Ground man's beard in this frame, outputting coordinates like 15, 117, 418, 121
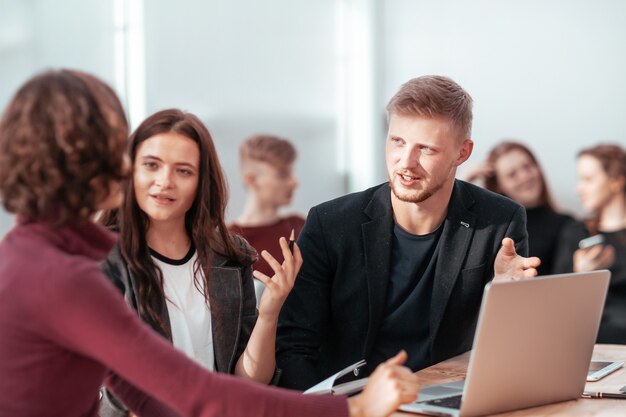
389, 172, 448, 204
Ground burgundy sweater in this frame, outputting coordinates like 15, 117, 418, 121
229, 215, 305, 277
0, 220, 347, 417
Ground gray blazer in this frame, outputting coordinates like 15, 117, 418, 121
100, 237, 261, 416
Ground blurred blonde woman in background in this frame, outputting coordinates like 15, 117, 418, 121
465, 141, 574, 275
554, 143, 626, 343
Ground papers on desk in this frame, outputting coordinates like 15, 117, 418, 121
304, 359, 369, 396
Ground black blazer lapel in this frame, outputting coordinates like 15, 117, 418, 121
429, 181, 476, 344
362, 184, 394, 357
208, 256, 243, 373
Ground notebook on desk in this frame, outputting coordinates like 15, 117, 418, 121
401, 270, 610, 417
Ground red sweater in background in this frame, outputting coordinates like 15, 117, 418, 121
0, 220, 346, 417
229, 215, 305, 277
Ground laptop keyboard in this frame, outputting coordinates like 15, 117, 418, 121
423, 394, 463, 409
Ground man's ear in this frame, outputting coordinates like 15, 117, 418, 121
455, 139, 474, 166
243, 170, 257, 189
612, 175, 625, 194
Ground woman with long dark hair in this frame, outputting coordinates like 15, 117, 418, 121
554, 144, 626, 343
465, 141, 574, 275
0, 69, 419, 417
98, 109, 298, 414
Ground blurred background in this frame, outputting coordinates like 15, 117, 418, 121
1, 0, 626, 237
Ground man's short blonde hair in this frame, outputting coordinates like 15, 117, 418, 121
387, 75, 473, 140
239, 134, 297, 171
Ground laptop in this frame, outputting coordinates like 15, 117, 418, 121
400, 270, 610, 417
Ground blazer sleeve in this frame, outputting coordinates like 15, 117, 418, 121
236, 261, 283, 385
276, 206, 333, 390
232, 261, 258, 371
101, 249, 129, 298
104, 372, 180, 417
99, 251, 132, 417
100, 248, 175, 416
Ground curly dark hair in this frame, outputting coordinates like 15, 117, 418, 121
0, 69, 128, 226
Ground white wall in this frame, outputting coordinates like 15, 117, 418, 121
2, 0, 626, 238
380, 0, 626, 216
142, 0, 343, 221
0, 0, 117, 237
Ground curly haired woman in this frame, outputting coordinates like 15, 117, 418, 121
554, 144, 626, 343
0, 69, 419, 417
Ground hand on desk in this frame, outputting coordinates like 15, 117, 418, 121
494, 237, 541, 282
347, 350, 420, 417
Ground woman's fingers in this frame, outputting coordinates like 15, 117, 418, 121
261, 248, 283, 273
255, 234, 303, 317
252, 270, 274, 287
255, 235, 302, 303
385, 350, 407, 366
256, 236, 301, 291
351, 352, 420, 417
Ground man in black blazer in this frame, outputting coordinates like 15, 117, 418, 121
276, 75, 541, 390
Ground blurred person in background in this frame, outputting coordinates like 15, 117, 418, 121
554, 143, 626, 343
0, 69, 420, 417
465, 141, 574, 275
229, 134, 305, 302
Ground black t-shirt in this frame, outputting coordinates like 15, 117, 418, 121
368, 223, 442, 372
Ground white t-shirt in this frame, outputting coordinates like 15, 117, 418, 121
151, 248, 215, 371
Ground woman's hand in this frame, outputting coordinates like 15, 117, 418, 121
235, 235, 301, 383
253, 236, 303, 320
573, 244, 615, 272
347, 351, 420, 417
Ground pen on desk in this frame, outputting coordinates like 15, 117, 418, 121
288, 229, 295, 253
582, 391, 626, 399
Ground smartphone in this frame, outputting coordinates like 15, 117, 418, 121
579, 234, 606, 250
587, 360, 623, 381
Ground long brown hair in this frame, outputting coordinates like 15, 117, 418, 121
483, 141, 556, 210
578, 143, 626, 235
100, 109, 254, 335
0, 69, 128, 226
